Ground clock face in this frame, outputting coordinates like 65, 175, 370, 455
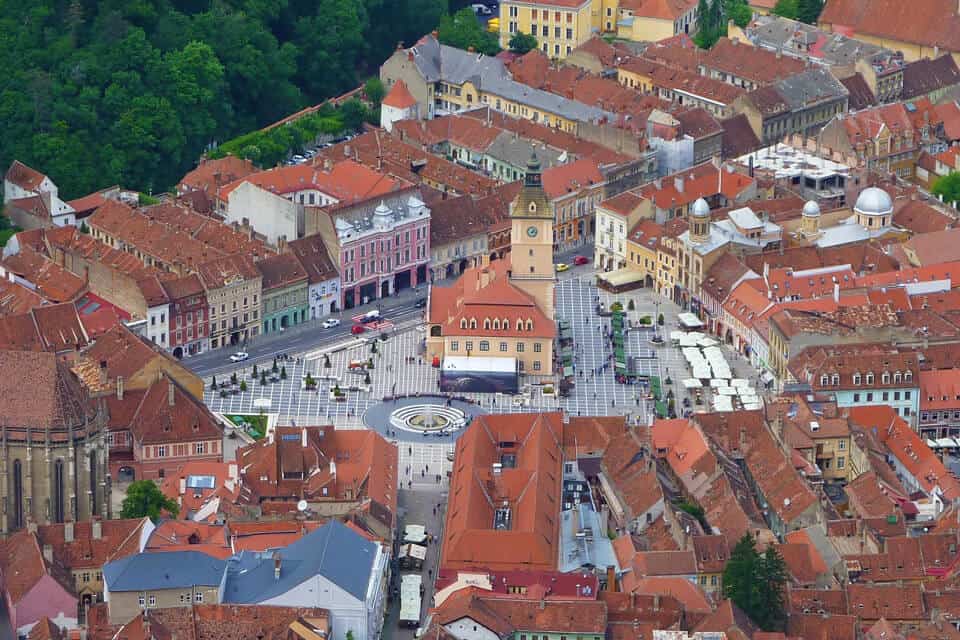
526, 225, 538, 238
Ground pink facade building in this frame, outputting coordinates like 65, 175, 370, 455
319, 188, 431, 308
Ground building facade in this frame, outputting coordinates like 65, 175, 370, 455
256, 253, 310, 335
197, 254, 262, 350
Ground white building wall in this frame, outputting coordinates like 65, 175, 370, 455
308, 277, 341, 319
443, 618, 501, 640
262, 575, 368, 640
226, 182, 301, 245
147, 304, 170, 349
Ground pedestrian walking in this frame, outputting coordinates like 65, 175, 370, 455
408, 446, 412, 455
421, 469, 425, 477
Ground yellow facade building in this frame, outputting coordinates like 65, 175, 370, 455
615, 0, 699, 43
500, 0, 618, 58
426, 154, 557, 376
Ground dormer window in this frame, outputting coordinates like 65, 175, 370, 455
493, 318, 501, 330
820, 375, 829, 386
905, 371, 913, 382
529, 202, 537, 213
517, 319, 524, 331
460, 319, 468, 329
831, 374, 839, 386
882, 372, 890, 384
894, 371, 902, 384
526, 319, 534, 331
853, 373, 861, 385
502, 317, 509, 328
484, 318, 491, 330
865, 372, 874, 385
469, 318, 478, 329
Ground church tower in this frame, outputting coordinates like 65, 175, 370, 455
509, 153, 555, 319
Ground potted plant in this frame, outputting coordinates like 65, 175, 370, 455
628, 299, 635, 311
281, 366, 287, 380
657, 313, 665, 326
272, 358, 279, 374
367, 357, 375, 370
240, 380, 247, 392
260, 371, 267, 386
251, 365, 258, 379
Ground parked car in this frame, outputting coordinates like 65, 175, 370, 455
361, 309, 381, 323
471, 3, 492, 15
229, 352, 249, 362
322, 318, 341, 329
414, 298, 427, 308
555, 263, 569, 272
573, 255, 590, 266
351, 324, 366, 335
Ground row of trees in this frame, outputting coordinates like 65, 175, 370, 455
0, 0, 449, 198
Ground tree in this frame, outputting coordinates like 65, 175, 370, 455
120, 480, 179, 521
509, 32, 538, 54
280, 366, 287, 380
627, 299, 636, 311
933, 172, 960, 206
252, 364, 258, 379
797, 0, 824, 23
239, 380, 247, 392
260, 371, 267, 385
754, 545, 788, 630
729, 2, 753, 27
339, 98, 369, 132
722, 535, 788, 631
364, 77, 385, 106
272, 358, 279, 373
210, 375, 217, 391
658, 313, 665, 326
438, 8, 501, 56
772, 0, 800, 19
723, 534, 760, 618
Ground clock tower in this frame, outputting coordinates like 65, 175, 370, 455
509, 153, 555, 319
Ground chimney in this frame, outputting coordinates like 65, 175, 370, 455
116, 376, 124, 401
168, 380, 175, 407
42, 544, 53, 564
92, 519, 102, 540
273, 552, 282, 580
302, 427, 308, 447
64, 521, 74, 543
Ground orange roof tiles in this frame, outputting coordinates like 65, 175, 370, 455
848, 405, 960, 502
920, 368, 960, 410
600, 427, 663, 519
179, 156, 257, 197
622, 576, 712, 613
382, 79, 418, 109
1, 248, 87, 304
5, 160, 48, 191
787, 613, 857, 640
621, 0, 696, 18
442, 413, 565, 573
846, 583, 924, 621
0, 277, 43, 316
703, 38, 807, 85
36, 518, 150, 571
636, 162, 755, 210
894, 200, 954, 234
141, 201, 272, 258
541, 159, 604, 200
218, 158, 404, 203
428, 258, 556, 339
821, 0, 960, 54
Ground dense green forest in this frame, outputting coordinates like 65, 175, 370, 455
0, 0, 449, 197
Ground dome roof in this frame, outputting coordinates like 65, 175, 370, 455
854, 187, 893, 216
802, 200, 821, 217
374, 201, 392, 218
691, 197, 711, 219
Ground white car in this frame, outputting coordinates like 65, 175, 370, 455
229, 352, 249, 362
472, 3, 492, 14
322, 318, 341, 329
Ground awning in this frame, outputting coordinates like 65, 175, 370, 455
597, 268, 646, 288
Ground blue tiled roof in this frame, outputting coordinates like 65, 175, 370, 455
104, 551, 226, 592
223, 520, 378, 603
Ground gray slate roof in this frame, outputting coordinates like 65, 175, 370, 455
486, 132, 565, 169
223, 520, 378, 604
774, 68, 848, 110
104, 551, 227, 592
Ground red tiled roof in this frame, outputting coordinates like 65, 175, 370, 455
846, 583, 924, 620
637, 162, 754, 210
621, 0, 697, 20
787, 613, 857, 640
28, 618, 64, 640
2, 248, 87, 304
288, 235, 338, 285
36, 518, 150, 571
442, 413, 565, 572
179, 156, 257, 197
382, 79, 418, 109
920, 368, 960, 410
704, 38, 807, 84
428, 258, 556, 339
894, 200, 954, 234
622, 576, 712, 613
0, 277, 44, 316
122, 375, 222, 446
541, 159, 604, 200
255, 252, 308, 292
5, 160, 48, 192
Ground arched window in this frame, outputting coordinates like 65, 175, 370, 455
865, 372, 874, 385
483, 318, 491, 330
905, 370, 913, 382
12, 459, 22, 530
820, 375, 829, 386
526, 319, 534, 331
882, 372, 890, 384
460, 319, 468, 329
529, 202, 537, 213
853, 373, 861, 385
503, 317, 509, 329
831, 374, 839, 386
493, 319, 500, 330
430, 326, 442, 337
517, 319, 524, 331
469, 318, 478, 329
53, 459, 65, 524
894, 371, 902, 384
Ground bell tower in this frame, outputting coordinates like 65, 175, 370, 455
509, 153, 555, 319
